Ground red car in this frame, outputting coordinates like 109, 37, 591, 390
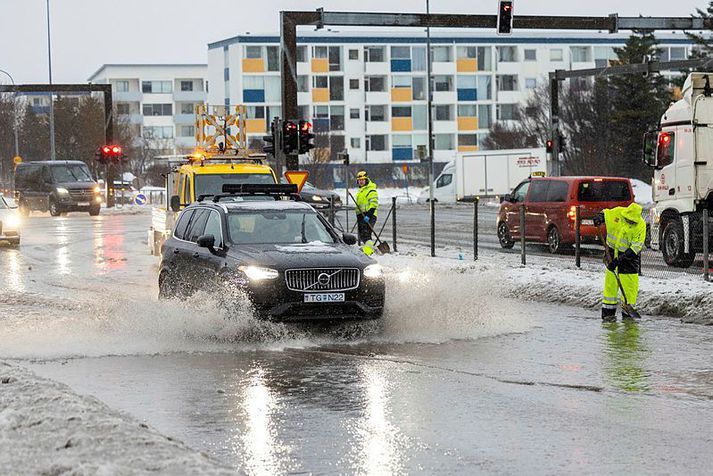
497, 176, 634, 253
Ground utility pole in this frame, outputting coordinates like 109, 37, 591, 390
46, 0, 56, 161
426, 0, 435, 257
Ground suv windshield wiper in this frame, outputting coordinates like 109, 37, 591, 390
301, 213, 307, 243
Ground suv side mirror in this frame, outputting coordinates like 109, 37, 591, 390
342, 233, 357, 245
197, 234, 215, 249
170, 195, 181, 212
501, 194, 511, 203
642, 132, 658, 168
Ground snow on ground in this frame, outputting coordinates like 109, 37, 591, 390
0, 362, 233, 475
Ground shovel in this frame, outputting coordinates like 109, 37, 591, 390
347, 190, 391, 254
599, 228, 642, 320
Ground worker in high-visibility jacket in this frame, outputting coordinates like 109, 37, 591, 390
593, 202, 646, 322
354, 170, 379, 246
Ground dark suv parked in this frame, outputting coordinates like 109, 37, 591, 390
15, 161, 102, 216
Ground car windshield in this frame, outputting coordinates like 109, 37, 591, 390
227, 210, 335, 244
0, 196, 15, 209
195, 173, 275, 198
578, 180, 631, 202
51, 164, 94, 183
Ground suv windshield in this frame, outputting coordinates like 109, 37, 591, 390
51, 164, 94, 183
195, 173, 275, 197
578, 180, 631, 202
228, 211, 335, 244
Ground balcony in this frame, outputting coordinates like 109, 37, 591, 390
115, 91, 142, 102
173, 91, 206, 102
173, 114, 195, 125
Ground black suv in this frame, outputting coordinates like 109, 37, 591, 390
15, 161, 102, 216
158, 185, 385, 320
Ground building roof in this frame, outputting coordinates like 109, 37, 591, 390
87, 64, 208, 82
208, 29, 701, 50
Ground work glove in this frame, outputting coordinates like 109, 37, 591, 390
593, 212, 605, 227
363, 215, 371, 224
606, 257, 619, 272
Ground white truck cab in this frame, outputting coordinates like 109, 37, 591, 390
643, 72, 713, 268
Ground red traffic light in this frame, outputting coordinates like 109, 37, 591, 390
111, 146, 121, 155
284, 121, 298, 132
300, 121, 312, 132
102, 146, 111, 154
546, 140, 553, 153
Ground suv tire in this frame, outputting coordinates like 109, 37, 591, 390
497, 221, 515, 249
48, 199, 61, 217
547, 225, 563, 254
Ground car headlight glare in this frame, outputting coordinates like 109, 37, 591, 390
311, 195, 322, 201
238, 265, 279, 281
94, 186, 101, 194
5, 214, 20, 229
363, 263, 383, 279
56, 187, 69, 195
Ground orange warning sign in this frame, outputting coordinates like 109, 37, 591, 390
284, 170, 310, 193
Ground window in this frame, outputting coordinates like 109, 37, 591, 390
458, 104, 477, 117
366, 105, 387, 122
180, 103, 195, 114
412, 77, 426, 100
550, 48, 563, 62
313, 76, 328, 89
497, 46, 517, 62
497, 75, 518, 92
328, 46, 342, 71
571, 46, 592, 62
349, 78, 360, 90
351, 138, 361, 148
313, 106, 329, 119
296, 46, 307, 63
116, 80, 129, 93
141, 81, 172, 93
245, 46, 262, 59
186, 209, 209, 243
367, 135, 388, 151
670, 47, 687, 60
392, 75, 411, 88
365, 76, 386, 92
477, 47, 492, 71
458, 134, 477, 148
116, 103, 130, 115
657, 131, 675, 168
203, 211, 224, 248
313, 46, 328, 58
512, 181, 530, 202
143, 126, 174, 139
431, 46, 452, 62
247, 106, 265, 119
179, 125, 196, 137
264, 77, 280, 102
329, 76, 344, 101
457, 75, 477, 89
142, 103, 173, 116
391, 46, 410, 59
350, 108, 360, 119
266, 46, 280, 71
297, 75, 309, 93
578, 180, 632, 202
365, 46, 385, 62
173, 210, 194, 240
349, 48, 359, 60
392, 106, 411, 118
434, 134, 454, 150
180, 80, 193, 92
524, 49, 537, 61
525, 78, 537, 89
330, 106, 345, 131
433, 75, 453, 92
456, 46, 477, 59
435, 105, 453, 121
392, 134, 412, 148
595, 46, 616, 68
546, 181, 569, 202
478, 105, 492, 129
436, 173, 453, 188
528, 180, 549, 202
477, 76, 492, 100
412, 46, 426, 71
412, 105, 427, 130
497, 104, 519, 121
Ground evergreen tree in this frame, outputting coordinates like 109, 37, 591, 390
686, 2, 713, 59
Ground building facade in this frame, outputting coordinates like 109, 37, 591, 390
207, 30, 694, 164
88, 64, 207, 152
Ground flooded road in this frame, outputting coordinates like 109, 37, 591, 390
3, 213, 713, 473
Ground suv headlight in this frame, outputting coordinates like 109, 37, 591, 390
311, 195, 323, 202
56, 187, 69, 195
363, 263, 383, 279
93, 186, 101, 194
5, 214, 20, 229
238, 265, 279, 281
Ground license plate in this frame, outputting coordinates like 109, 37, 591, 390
581, 219, 594, 225
77, 202, 90, 207
304, 293, 345, 303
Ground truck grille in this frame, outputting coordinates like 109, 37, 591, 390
285, 268, 360, 292
68, 189, 94, 200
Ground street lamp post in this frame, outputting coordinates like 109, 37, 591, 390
426, 0, 435, 257
46, 0, 56, 161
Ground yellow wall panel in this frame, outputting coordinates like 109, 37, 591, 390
245, 119, 266, 134
311, 58, 329, 73
242, 58, 265, 73
457, 117, 479, 131
391, 117, 413, 131
312, 88, 329, 103
456, 59, 478, 73
391, 87, 412, 102
458, 145, 479, 152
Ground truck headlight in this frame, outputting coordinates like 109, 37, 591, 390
363, 263, 383, 278
93, 186, 101, 194
238, 265, 279, 281
56, 187, 69, 195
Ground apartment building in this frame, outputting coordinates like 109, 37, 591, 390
207, 30, 694, 164
88, 64, 207, 152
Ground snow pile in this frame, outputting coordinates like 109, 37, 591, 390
0, 362, 232, 475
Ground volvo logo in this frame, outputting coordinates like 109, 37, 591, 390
317, 273, 331, 286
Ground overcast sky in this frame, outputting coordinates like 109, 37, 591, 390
0, 0, 707, 84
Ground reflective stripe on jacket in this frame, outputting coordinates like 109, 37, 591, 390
603, 207, 646, 257
355, 181, 379, 217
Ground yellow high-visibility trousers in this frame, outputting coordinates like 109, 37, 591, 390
603, 269, 639, 310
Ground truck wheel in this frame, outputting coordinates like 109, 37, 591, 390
547, 225, 563, 254
662, 220, 695, 268
497, 222, 515, 249
48, 199, 61, 217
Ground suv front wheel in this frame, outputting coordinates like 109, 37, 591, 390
48, 198, 62, 217
497, 221, 515, 249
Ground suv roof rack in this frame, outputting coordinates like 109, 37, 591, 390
195, 183, 300, 203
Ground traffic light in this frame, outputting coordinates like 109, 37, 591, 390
546, 139, 553, 153
497, 1, 513, 35
263, 119, 279, 156
283, 120, 298, 154
298, 120, 315, 154
96, 144, 124, 163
